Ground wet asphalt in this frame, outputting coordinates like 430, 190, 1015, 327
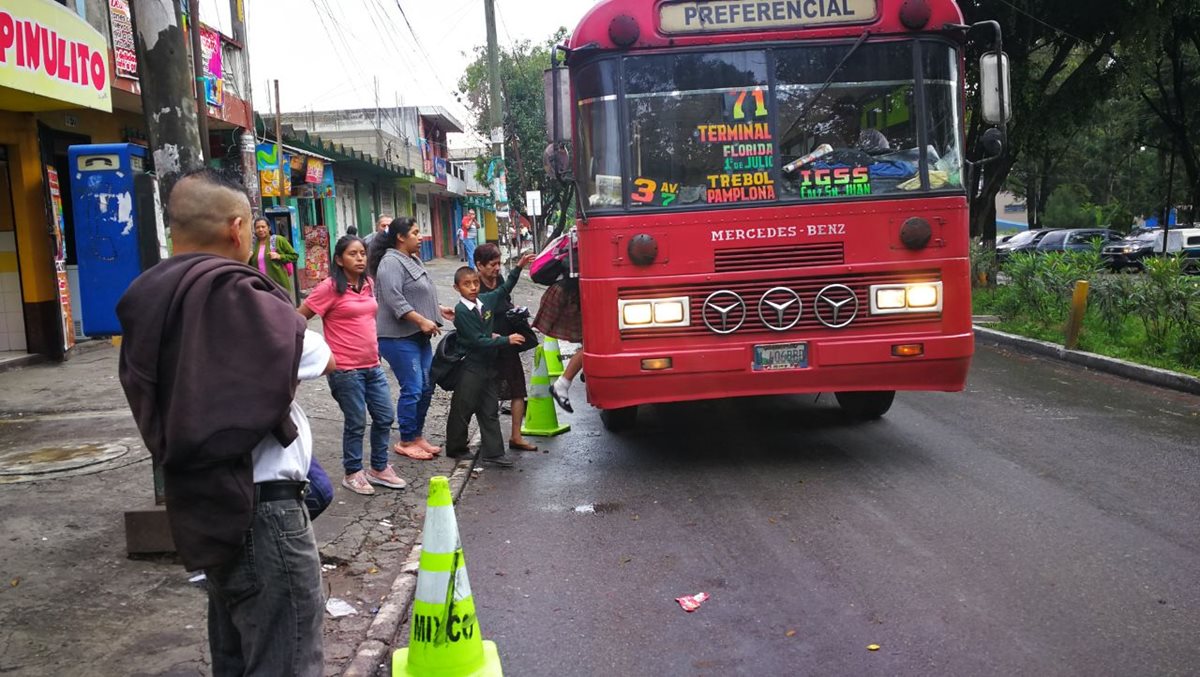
451, 344, 1200, 676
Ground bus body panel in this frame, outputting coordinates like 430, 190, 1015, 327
563, 0, 975, 413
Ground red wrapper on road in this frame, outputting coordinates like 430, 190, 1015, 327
675, 592, 710, 612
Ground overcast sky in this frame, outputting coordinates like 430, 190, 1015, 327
212, 0, 598, 146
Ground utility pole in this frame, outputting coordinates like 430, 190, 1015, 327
187, 0, 212, 160
1162, 142, 1175, 255
484, 0, 508, 259
275, 79, 284, 205
130, 0, 204, 195
126, 0, 205, 556
375, 76, 383, 160
229, 0, 259, 212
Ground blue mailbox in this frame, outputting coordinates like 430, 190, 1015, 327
68, 143, 163, 336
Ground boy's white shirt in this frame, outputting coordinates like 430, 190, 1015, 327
250, 329, 331, 483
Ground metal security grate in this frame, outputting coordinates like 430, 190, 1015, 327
714, 242, 844, 273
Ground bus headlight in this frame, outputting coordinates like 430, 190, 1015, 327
906, 284, 940, 308
870, 282, 943, 314
618, 296, 689, 329
875, 288, 907, 310
622, 302, 653, 326
652, 299, 685, 324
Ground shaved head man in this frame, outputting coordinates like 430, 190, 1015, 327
166, 170, 255, 261
117, 169, 332, 676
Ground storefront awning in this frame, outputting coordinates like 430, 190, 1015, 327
0, 0, 112, 112
255, 115, 414, 178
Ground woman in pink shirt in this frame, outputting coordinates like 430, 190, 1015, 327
300, 236, 406, 495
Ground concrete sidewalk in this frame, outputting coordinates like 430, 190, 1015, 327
0, 255, 543, 676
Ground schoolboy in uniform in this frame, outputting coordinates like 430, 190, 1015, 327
446, 254, 534, 466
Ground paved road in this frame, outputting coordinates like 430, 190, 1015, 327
451, 344, 1200, 676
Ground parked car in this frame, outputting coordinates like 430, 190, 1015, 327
1034, 228, 1123, 254
1102, 227, 1200, 272
995, 228, 1060, 263
1186, 230, 1200, 275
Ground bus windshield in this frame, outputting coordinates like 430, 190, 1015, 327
578, 40, 963, 211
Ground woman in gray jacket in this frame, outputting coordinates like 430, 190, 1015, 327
371, 217, 454, 460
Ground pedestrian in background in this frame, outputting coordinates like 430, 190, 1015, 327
363, 214, 390, 246
366, 216, 392, 279
373, 217, 456, 461
445, 255, 534, 467
249, 216, 298, 302
300, 235, 406, 495
118, 169, 332, 676
461, 208, 479, 269
474, 243, 536, 451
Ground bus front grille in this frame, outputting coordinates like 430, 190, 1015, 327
618, 269, 942, 339
714, 242, 844, 273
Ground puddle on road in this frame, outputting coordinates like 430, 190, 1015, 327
573, 502, 623, 515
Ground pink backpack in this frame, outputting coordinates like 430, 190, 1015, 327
530, 232, 576, 285
270, 235, 295, 276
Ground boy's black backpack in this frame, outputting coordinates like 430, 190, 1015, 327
430, 331, 467, 391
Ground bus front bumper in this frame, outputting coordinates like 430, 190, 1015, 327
582, 332, 974, 410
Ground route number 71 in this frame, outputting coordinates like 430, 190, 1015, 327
732, 89, 768, 120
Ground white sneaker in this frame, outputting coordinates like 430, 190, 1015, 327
366, 465, 407, 490
341, 471, 375, 496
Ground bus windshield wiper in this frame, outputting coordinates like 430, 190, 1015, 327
780, 30, 871, 155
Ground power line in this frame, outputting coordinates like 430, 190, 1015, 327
995, 0, 1091, 46
392, 0, 477, 121
304, 0, 376, 107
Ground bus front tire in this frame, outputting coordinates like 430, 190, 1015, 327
600, 406, 637, 432
834, 391, 896, 420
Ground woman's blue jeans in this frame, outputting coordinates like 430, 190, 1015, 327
379, 335, 433, 443
327, 366, 394, 474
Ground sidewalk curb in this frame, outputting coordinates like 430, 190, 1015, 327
0, 339, 114, 375
974, 325, 1200, 396
340, 461, 477, 677
0, 353, 46, 375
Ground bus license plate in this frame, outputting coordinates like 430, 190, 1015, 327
753, 342, 808, 371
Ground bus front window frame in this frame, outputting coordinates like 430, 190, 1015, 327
573, 39, 965, 216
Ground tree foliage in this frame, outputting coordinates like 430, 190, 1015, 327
959, 0, 1141, 239
961, 0, 1200, 235
458, 30, 568, 224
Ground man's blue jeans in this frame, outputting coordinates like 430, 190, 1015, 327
464, 236, 477, 269
379, 335, 433, 443
327, 366, 394, 474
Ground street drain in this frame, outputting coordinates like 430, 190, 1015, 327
0, 442, 131, 477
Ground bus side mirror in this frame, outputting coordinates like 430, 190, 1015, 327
544, 65, 571, 143
980, 52, 1011, 125
981, 127, 1004, 158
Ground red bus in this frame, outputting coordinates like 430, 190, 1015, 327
549, 0, 1008, 430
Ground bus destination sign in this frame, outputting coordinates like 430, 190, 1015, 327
660, 0, 878, 34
